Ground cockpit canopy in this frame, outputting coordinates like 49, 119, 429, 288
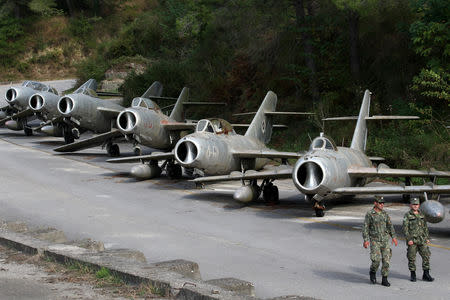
309, 134, 337, 151
196, 118, 235, 135
131, 97, 161, 111
22, 81, 58, 95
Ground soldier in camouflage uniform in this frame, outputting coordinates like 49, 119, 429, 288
362, 196, 398, 287
402, 197, 434, 282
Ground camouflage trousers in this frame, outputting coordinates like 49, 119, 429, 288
369, 240, 392, 276
407, 243, 431, 271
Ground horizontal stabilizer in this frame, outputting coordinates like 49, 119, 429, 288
232, 124, 288, 129
54, 129, 123, 152
348, 167, 450, 178
97, 107, 123, 117
333, 184, 450, 195
368, 156, 385, 161
231, 150, 303, 159
160, 121, 196, 131
191, 166, 292, 184
323, 115, 419, 121
97, 91, 123, 97
107, 151, 174, 164
234, 111, 314, 117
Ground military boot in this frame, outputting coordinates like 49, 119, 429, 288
410, 271, 416, 282
369, 271, 376, 284
381, 276, 390, 287
422, 270, 434, 282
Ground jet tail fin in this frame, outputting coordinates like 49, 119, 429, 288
169, 87, 189, 122
74, 79, 97, 94
350, 90, 371, 152
244, 91, 277, 144
141, 81, 163, 98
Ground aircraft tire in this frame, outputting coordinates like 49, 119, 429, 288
63, 127, 74, 144
108, 144, 120, 157
167, 164, 182, 179
315, 208, 325, 217
24, 127, 33, 136
263, 184, 279, 205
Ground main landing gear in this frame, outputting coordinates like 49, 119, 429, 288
165, 160, 182, 179
262, 180, 279, 205
106, 142, 120, 157
313, 200, 325, 217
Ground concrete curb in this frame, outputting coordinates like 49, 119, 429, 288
0, 229, 261, 299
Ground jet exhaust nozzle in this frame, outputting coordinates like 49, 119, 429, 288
58, 96, 75, 116
294, 161, 324, 192
29, 94, 45, 111
5, 120, 23, 131
421, 200, 445, 223
175, 140, 198, 166
5, 88, 18, 103
131, 163, 162, 179
117, 111, 138, 133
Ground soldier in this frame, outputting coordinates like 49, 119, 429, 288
402, 197, 434, 282
362, 196, 398, 287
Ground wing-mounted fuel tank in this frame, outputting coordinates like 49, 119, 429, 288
292, 147, 372, 199
421, 200, 446, 223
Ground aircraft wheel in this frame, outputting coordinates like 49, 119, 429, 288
263, 184, 279, 205
24, 127, 33, 136
108, 144, 120, 157
402, 194, 411, 203
315, 208, 325, 217
63, 130, 74, 144
133, 146, 142, 156
167, 163, 182, 179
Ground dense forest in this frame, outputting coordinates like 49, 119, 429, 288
0, 0, 448, 171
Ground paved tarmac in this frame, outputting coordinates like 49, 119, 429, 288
0, 123, 449, 298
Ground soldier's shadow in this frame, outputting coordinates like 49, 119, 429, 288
313, 267, 409, 283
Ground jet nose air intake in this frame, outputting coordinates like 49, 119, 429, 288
58, 97, 75, 116
175, 140, 198, 165
5, 88, 18, 103
29, 94, 45, 111
117, 110, 138, 133
295, 161, 324, 190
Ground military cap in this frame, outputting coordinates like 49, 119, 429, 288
375, 195, 385, 203
410, 197, 420, 205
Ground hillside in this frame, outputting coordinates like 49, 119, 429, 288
0, 0, 448, 170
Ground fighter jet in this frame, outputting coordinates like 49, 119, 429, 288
108, 91, 308, 185
0, 81, 59, 135
28, 79, 98, 143
50, 79, 134, 156
192, 90, 450, 223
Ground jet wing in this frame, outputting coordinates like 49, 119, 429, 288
191, 166, 293, 183
231, 150, 303, 159
0, 108, 34, 126
107, 152, 174, 163
332, 184, 450, 195
97, 107, 123, 117
348, 167, 450, 178
54, 129, 123, 152
161, 121, 196, 131
33, 116, 64, 132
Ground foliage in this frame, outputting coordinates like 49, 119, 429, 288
28, 0, 63, 16
0, 17, 25, 67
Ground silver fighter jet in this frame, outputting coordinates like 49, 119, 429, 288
0, 81, 59, 135
193, 90, 450, 222
51, 79, 134, 155
28, 79, 99, 143
106, 87, 227, 178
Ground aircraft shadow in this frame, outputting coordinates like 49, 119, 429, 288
31, 140, 66, 146
313, 267, 409, 283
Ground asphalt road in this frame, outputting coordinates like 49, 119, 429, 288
0, 128, 449, 299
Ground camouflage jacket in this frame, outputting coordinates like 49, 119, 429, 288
362, 208, 396, 242
402, 210, 429, 245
